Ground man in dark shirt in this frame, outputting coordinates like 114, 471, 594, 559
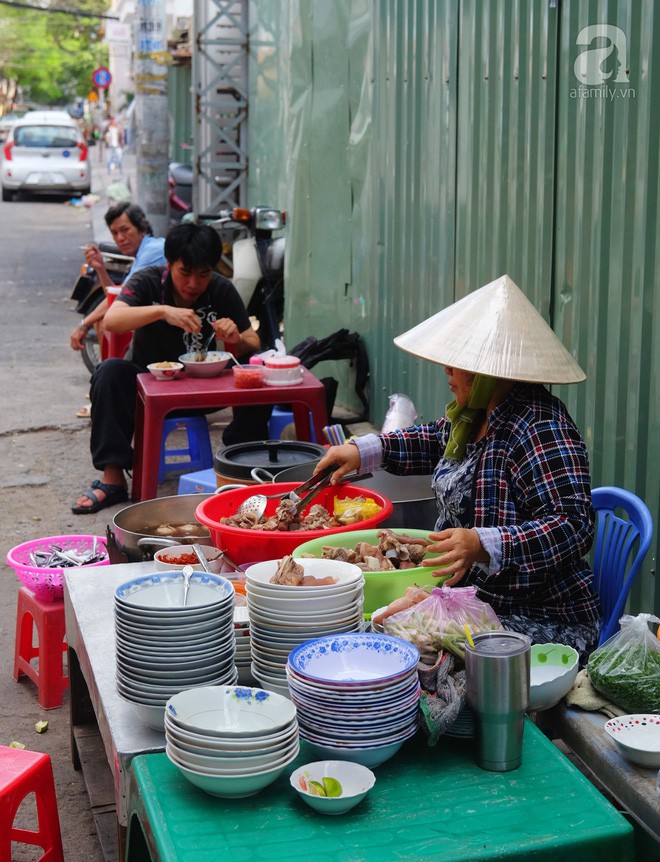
72, 222, 261, 514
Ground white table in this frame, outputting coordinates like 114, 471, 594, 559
64, 561, 164, 860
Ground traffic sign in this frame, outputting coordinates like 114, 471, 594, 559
92, 67, 112, 89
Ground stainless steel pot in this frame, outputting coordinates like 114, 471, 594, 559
260, 464, 437, 531
107, 493, 213, 564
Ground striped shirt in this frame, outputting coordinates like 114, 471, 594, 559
355, 383, 600, 626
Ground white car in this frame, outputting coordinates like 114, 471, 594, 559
1, 110, 92, 201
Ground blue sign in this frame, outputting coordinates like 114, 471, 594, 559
92, 67, 112, 89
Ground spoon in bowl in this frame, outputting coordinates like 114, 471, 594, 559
191, 543, 212, 574
195, 331, 216, 362
182, 564, 193, 606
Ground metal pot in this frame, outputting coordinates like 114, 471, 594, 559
213, 439, 328, 486
107, 493, 213, 564
263, 464, 437, 531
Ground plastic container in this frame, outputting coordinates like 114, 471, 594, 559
195, 482, 393, 564
263, 356, 303, 386
232, 364, 265, 389
6, 535, 110, 602
293, 528, 447, 614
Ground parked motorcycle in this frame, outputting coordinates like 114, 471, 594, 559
167, 162, 193, 226
70, 243, 134, 373
198, 206, 286, 351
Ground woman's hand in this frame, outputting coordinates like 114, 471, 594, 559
313, 443, 361, 483
424, 528, 489, 586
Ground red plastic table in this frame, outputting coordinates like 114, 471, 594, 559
132, 367, 328, 501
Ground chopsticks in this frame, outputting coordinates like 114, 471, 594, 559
322, 424, 347, 446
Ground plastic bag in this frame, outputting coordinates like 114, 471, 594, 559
587, 613, 660, 714
333, 496, 382, 525
381, 393, 417, 433
383, 586, 503, 663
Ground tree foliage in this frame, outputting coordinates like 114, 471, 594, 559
0, 0, 109, 105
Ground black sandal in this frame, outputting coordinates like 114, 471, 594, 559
71, 480, 128, 515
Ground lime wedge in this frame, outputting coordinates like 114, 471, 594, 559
322, 777, 343, 798
308, 780, 326, 797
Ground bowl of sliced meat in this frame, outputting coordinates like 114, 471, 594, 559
293, 528, 449, 614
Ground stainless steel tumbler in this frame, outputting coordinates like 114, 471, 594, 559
465, 631, 530, 771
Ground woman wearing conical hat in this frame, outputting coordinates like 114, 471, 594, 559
316, 275, 601, 662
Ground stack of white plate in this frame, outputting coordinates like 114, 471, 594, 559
245, 559, 365, 697
114, 571, 238, 731
233, 605, 254, 684
165, 685, 300, 798
286, 632, 421, 768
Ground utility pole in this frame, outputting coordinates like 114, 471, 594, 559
134, 0, 169, 237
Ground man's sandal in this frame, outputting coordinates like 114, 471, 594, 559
71, 480, 128, 515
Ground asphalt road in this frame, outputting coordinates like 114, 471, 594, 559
0, 178, 180, 861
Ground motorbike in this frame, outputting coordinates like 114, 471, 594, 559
198, 205, 286, 351
70, 243, 134, 373
167, 162, 193, 226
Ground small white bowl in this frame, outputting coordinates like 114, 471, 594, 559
290, 760, 375, 815
147, 361, 184, 380
604, 715, 660, 768
529, 643, 579, 711
178, 351, 232, 377
154, 544, 226, 572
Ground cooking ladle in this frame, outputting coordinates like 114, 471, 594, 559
182, 564, 193, 606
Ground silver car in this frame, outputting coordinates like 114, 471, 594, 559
1, 110, 92, 201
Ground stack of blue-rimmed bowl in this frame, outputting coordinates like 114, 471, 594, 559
286, 632, 421, 768
114, 571, 237, 731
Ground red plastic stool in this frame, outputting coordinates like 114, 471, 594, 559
13, 588, 68, 710
0, 745, 64, 862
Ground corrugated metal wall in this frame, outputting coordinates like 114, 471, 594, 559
248, 0, 658, 616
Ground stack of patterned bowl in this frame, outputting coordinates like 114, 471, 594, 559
286, 632, 420, 767
114, 571, 237, 731
165, 685, 300, 797
245, 559, 365, 697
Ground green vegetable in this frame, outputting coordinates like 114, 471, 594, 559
588, 614, 660, 714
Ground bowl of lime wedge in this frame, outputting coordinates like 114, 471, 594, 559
289, 760, 375, 815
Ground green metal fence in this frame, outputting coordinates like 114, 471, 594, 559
248, 0, 658, 617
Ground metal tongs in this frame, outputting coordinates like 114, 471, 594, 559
236, 464, 372, 518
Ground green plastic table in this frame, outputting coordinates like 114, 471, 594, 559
124, 723, 633, 862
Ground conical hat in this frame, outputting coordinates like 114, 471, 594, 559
393, 274, 585, 384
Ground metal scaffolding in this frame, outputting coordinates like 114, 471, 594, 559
192, 0, 248, 215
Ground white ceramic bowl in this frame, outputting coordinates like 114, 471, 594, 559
178, 351, 232, 377
154, 545, 226, 572
604, 715, 660, 768
245, 559, 363, 592
290, 760, 375, 815
302, 732, 414, 768
146, 361, 184, 381
115, 571, 235, 611
288, 633, 420, 685
166, 685, 297, 737
169, 749, 296, 798
529, 643, 579, 711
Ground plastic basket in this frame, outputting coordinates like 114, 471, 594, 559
6, 535, 109, 602
195, 482, 393, 565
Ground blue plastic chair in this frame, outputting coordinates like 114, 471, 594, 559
591, 486, 653, 645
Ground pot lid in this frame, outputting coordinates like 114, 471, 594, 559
214, 440, 328, 481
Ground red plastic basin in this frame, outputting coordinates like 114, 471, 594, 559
195, 482, 393, 564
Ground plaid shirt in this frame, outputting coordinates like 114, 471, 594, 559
374, 383, 600, 625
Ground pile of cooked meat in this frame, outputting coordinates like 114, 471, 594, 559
269, 555, 339, 586
300, 529, 434, 571
221, 499, 341, 532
